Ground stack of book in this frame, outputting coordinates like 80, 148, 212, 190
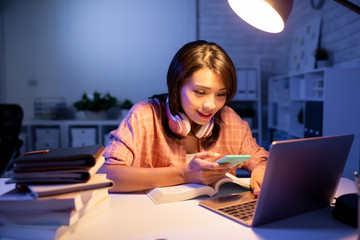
0, 145, 113, 240
6, 144, 106, 184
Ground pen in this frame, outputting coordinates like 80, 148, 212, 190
24, 149, 50, 155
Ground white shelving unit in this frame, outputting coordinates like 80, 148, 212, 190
21, 120, 120, 152
231, 67, 262, 145
268, 67, 360, 179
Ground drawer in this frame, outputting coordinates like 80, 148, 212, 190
35, 128, 60, 139
35, 140, 60, 150
71, 128, 97, 141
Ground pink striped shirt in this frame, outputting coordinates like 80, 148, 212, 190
104, 100, 268, 176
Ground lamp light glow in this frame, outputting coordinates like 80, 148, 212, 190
228, 0, 293, 33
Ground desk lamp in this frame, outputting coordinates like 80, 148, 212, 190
227, 0, 293, 33
228, 0, 360, 34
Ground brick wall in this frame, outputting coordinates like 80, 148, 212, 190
322, 1, 360, 66
198, 0, 360, 74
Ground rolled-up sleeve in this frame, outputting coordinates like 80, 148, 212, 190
103, 101, 153, 166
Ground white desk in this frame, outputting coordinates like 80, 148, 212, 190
0, 178, 357, 240
73, 178, 357, 240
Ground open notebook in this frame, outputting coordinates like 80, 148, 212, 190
199, 134, 354, 227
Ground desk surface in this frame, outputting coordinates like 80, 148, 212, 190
0, 178, 358, 240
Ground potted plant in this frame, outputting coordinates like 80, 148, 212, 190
73, 91, 118, 120
315, 48, 331, 68
120, 99, 133, 117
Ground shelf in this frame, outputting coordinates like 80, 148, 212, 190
269, 69, 325, 139
290, 77, 305, 100
232, 65, 263, 145
21, 120, 120, 151
268, 67, 360, 179
289, 101, 304, 137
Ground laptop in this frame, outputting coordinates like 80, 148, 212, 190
199, 134, 354, 227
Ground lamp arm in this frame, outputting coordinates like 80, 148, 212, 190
334, 0, 360, 14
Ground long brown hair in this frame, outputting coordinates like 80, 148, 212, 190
159, 40, 237, 148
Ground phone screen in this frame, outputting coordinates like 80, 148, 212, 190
215, 155, 251, 168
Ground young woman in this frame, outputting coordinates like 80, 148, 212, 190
100, 40, 268, 195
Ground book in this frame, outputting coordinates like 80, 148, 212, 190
12, 144, 105, 169
16, 174, 114, 198
146, 173, 250, 204
0, 191, 110, 225
6, 144, 105, 184
0, 187, 109, 212
0, 196, 110, 240
7, 156, 105, 184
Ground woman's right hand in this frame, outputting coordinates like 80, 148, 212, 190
182, 152, 231, 185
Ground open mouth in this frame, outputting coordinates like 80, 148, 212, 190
197, 111, 213, 120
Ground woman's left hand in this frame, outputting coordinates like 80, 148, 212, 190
250, 166, 265, 196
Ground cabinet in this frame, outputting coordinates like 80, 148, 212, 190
33, 127, 61, 149
268, 68, 360, 179
21, 120, 120, 151
231, 67, 262, 145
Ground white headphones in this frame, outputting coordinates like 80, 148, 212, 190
165, 99, 214, 138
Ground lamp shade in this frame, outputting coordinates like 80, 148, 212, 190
228, 0, 293, 33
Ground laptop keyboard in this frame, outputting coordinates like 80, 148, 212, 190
218, 200, 257, 222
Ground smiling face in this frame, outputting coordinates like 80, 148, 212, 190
180, 68, 227, 127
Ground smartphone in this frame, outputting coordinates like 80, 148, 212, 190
215, 155, 251, 168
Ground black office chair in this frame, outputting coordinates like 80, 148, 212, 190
0, 104, 24, 175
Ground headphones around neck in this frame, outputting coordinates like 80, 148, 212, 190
165, 99, 214, 138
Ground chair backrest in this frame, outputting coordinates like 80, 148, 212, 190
0, 104, 24, 174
